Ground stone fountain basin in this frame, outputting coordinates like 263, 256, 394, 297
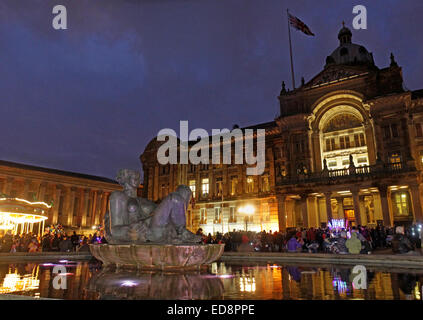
89, 243, 224, 270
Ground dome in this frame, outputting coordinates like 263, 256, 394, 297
325, 25, 375, 68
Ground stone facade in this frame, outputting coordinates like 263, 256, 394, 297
140, 26, 423, 234
0, 160, 121, 233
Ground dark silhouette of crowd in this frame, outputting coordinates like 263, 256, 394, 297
196, 223, 422, 255
0, 228, 107, 253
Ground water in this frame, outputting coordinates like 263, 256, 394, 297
0, 260, 422, 300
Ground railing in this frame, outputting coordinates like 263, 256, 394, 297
276, 161, 413, 186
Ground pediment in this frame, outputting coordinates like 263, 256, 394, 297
306, 66, 369, 87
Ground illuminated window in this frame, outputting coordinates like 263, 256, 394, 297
389, 152, 401, 164
215, 177, 223, 197
189, 180, 196, 198
229, 207, 236, 223
200, 208, 207, 224
360, 133, 365, 146
201, 178, 209, 197
262, 203, 270, 222
261, 175, 270, 192
246, 177, 254, 193
393, 192, 410, 216
214, 207, 221, 223
230, 176, 238, 196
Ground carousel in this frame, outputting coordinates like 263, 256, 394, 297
0, 197, 51, 236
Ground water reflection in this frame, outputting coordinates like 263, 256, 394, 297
0, 261, 421, 300
85, 268, 224, 300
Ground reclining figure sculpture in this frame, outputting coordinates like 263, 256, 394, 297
104, 169, 201, 244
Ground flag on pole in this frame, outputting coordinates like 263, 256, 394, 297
288, 13, 315, 36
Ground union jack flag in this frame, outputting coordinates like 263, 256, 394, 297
288, 13, 315, 36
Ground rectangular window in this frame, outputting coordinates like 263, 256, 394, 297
246, 177, 254, 193
340, 136, 345, 149
328, 161, 337, 167
200, 208, 207, 224
383, 126, 391, 139
345, 136, 350, 148
214, 207, 221, 224
215, 177, 223, 197
229, 207, 236, 223
230, 176, 238, 196
416, 123, 423, 138
358, 157, 367, 164
189, 180, 196, 198
391, 124, 399, 138
326, 139, 331, 151
354, 134, 359, 147
201, 178, 209, 197
261, 175, 270, 192
262, 203, 270, 222
342, 159, 350, 166
360, 133, 365, 146
331, 138, 336, 150
393, 192, 410, 216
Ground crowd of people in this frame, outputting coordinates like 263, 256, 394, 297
197, 223, 423, 255
1, 223, 421, 256
0, 228, 107, 253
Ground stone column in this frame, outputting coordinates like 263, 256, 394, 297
324, 192, 333, 222
364, 121, 377, 165
300, 194, 309, 228
22, 179, 31, 199
351, 188, 362, 226
359, 195, 367, 226
409, 184, 423, 223
38, 182, 47, 202
379, 186, 392, 227
95, 191, 104, 225
90, 190, 99, 226
276, 194, 287, 232
336, 197, 344, 219
2, 177, 14, 195
311, 130, 322, 172
52, 186, 62, 225
67, 187, 76, 226
81, 189, 90, 227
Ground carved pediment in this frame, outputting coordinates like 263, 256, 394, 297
306, 67, 368, 87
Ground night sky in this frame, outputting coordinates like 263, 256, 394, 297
0, 0, 422, 179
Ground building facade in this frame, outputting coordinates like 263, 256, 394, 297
140, 26, 423, 234
0, 160, 121, 233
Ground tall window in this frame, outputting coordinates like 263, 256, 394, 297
345, 136, 350, 148
201, 178, 209, 197
229, 207, 236, 223
393, 192, 410, 216
359, 133, 365, 146
200, 208, 207, 224
416, 123, 423, 138
391, 124, 399, 138
189, 180, 196, 198
340, 136, 345, 149
215, 177, 223, 197
262, 203, 270, 222
214, 207, 221, 224
246, 177, 254, 193
261, 175, 270, 192
230, 176, 238, 196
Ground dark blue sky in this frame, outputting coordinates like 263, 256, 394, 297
0, 0, 422, 179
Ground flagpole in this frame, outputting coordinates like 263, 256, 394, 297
287, 9, 295, 90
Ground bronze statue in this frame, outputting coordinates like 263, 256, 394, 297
104, 169, 201, 244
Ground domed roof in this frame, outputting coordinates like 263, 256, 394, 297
325, 25, 374, 68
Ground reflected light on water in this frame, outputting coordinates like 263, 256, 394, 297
0, 266, 40, 294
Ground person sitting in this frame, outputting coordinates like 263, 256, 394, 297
346, 232, 362, 254
392, 226, 414, 254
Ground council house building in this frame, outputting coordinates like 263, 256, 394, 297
140, 25, 423, 235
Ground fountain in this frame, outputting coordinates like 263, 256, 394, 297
89, 169, 224, 270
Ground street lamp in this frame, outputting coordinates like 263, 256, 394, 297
238, 205, 255, 232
